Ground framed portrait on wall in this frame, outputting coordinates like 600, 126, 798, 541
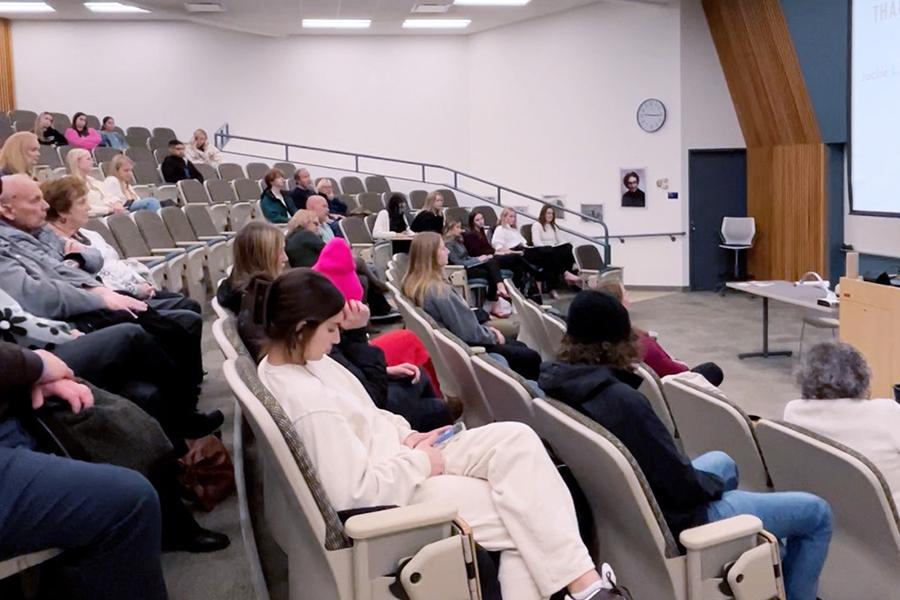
580, 204, 604, 222
620, 168, 647, 207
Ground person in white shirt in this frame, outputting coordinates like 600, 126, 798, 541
101, 155, 161, 212
784, 342, 900, 504
372, 193, 413, 240
256, 268, 613, 600
185, 129, 222, 168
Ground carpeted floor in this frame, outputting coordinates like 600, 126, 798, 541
164, 289, 838, 598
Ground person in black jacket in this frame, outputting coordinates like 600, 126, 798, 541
539, 290, 832, 600
410, 190, 445, 233
160, 139, 204, 184
289, 167, 315, 210
0, 341, 168, 599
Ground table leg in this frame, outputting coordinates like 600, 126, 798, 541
739, 297, 793, 359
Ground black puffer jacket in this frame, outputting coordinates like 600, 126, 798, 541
539, 361, 725, 542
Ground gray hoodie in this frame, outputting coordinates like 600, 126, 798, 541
0, 220, 106, 319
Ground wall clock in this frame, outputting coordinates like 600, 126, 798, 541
637, 98, 666, 133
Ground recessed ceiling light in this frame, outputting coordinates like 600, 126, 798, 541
302, 18, 371, 29
0, 2, 54, 12
402, 18, 471, 29
453, 0, 530, 5
84, 2, 149, 12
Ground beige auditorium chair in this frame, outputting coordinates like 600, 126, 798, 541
132, 210, 207, 301
431, 328, 492, 427
534, 397, 786, 600
633, 363, 680, 443
365, 175, 391, 194
107, 212, 187, 295
504, 279, 554, 359
755, 420, 900, 598
662, 375, 771, 492
160, 206, 231, 286
471, 353, 536, 427
223, 356, 483, 600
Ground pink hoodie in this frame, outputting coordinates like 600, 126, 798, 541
64, 127, 102, 151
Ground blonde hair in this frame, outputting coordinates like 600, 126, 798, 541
0, 132, 40, 175
442, 219, 461, 240
315, 178, 332, 195
33, 112, 51, 138
286, 209, 317, 235
228, 221, 285, 290
65, 148, 93, 181
499, 207, 517, 227
192, 129, 207, 145
109, 154, 136, 199
423, 191, 443, 214
401, 232, 448, 306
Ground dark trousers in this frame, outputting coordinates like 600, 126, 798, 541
0, 446, 168, 600
467, 258, 505, 300
384, 371, 453, 432
524, 244, 576, 290
493, 253, 538, 289
483, 340, 542, 381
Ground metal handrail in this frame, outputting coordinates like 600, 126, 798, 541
215, 125, 686, 262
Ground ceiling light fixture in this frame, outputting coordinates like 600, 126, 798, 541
84, 2, 149, 12
402, 18, 471, 29
302, 18, 371, 29
453, 0, 530, 6
0, 2, 55, 12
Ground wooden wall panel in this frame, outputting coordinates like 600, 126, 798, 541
703, 0, 827, 279
0, 19, 13, 112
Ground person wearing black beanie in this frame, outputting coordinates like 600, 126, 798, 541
539, 290, 832, 600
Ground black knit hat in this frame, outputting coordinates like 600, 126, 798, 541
566, 290, 632, 344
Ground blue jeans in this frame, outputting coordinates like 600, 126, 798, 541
692, 451, 832, 600
128, 196, 161, 212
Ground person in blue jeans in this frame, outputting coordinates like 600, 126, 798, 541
0, 341, 167, 599
539, 290, 833, 600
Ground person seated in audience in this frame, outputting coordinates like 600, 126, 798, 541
34, 111, 68, 147
403, 232, 541, 380
289, 168, 316, 210
256, 267, 615, 600
372, 193, 413, 239
410, 190, 445, 234
314, 177, 349, 216
184, 128, 222, 168
539, 289, 832, 600
161, 139, 204, 184
0, 342, 169, 599
464, 210, 538, 291
443, 219, 510, 318
785, 342, 900, 503
306, 193, 340, 241
0, 175, 211, 425
594, 279, 724, 386
69, 150, 162, 214
44, 176, 196, 313
217, 220, 287, 315
0, 131, 41, 176
259, 168, 297, 224
529, 204, 583, 293
99, 116, 127, 150
64, 112, 102, 151
284, 209, 325, 268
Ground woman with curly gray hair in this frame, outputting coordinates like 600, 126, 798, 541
785, 342, 900, 503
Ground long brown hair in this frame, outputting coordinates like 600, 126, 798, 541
558, 333, 642, 370
228, 221, 285, 291
538, 204, 557, 229
401, 231, 448, 306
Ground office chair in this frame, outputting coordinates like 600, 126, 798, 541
719, 217, 755, 288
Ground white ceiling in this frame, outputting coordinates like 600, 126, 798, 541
4, 0, 671, 37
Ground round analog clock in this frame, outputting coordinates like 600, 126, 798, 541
636, 98, 666, 133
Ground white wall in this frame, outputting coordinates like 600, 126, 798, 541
11, 1, 742, 285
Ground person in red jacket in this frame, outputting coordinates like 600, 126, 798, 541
594, 279, 724, 386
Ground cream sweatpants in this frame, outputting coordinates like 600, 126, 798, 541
411, 422, 595, 600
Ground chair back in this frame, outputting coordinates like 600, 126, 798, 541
93, 147, 121, 164
409, 189, 428, 209
662, 375, 771, 491
721, 217, 756, 246
146, 135, 169, 151
444, 207, 469, 227
471, 354, 535, 426
38, 145, 62, 169
632, 363, 679, 441
82, 218, 121, 253
125, 126, 151, 143
49, 112, 71, 131
206, 179, 237, 204
339, 216, 374, 245
755, 420, 900, 598
504, 279, 553, 360
436, 188, 459, 208
273, 162, 296, 178
532, 397, 683, 598
230, 203, 254, 232
356, 192, 384, 214
131, 161, 161, 185
194, 163, 218, 181
152, 127, 176, 140
179, 179, 211, 205
133, 210, 178, 249
392, 293, 460, 400
161, 206, 200, 243
431, 329, 492, 427
125, 146, 155, 164
574, 244, 605, 271
9, 109, 36, 130
153, 148, 169, 165
540, 311, 566, 356
185, 204, 221, 237
364, 175, 390, 193
339, 176, 365, 196
107, 213, 153, 257
246, 163, 270, 181
233, 178, 262, 202
520, 224, 533, 246
218, 163, 245, 182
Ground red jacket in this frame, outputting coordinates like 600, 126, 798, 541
639, 333, 688, 378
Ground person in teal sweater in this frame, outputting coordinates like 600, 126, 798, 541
259, 168, 297, 224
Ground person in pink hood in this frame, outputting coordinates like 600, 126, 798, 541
64, 112, 102, 151
312, 239, 456, 428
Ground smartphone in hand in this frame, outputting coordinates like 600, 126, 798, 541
433, 422, 466, 447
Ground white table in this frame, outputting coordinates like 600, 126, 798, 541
727, 281, 838, 359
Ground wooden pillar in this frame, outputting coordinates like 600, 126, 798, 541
703, 0, 827, 280
0, 19, 14, 112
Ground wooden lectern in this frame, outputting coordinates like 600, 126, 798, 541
839, 277, 900, 398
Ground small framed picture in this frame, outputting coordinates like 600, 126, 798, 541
620, 168, 647, 208
580, 204, 604, 222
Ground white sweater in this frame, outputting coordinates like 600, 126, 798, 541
371, 210, 411, 239
185, 143, 222, 168
491, 224, 527, 251
85, 176, 120, 217
784, 398, 900, 504
258, 355, 432, 510
530, 223, 559, 246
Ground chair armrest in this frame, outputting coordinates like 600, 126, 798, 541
198, 235, 228, 242
345, 502, 458, 540
150, 247, 183, 255
469, 346, 486, 354
680, 514, 763, 550
132, 256, 163, 264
